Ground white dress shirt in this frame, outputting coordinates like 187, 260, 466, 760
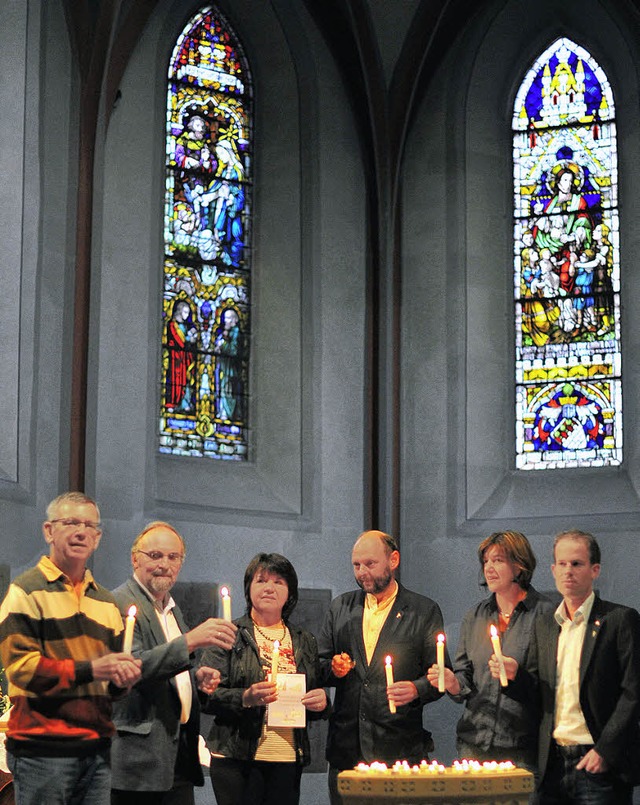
553, 592, 595, 746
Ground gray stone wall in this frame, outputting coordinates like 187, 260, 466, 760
4, 1, 640, 802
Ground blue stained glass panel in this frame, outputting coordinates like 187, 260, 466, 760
159, 7, 252, 460
513, 38, 622, 470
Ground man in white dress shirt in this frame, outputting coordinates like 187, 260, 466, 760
110, 522, 237, 804
494, 530, 640, 805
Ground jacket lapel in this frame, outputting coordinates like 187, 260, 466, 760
350, 594, 368, 671
580, 598, 604, 686
542, 614, 560, 689
128, 578, 170, 647
368, 585, 406, 669
172, 604, 189, 637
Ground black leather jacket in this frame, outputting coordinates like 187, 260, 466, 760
200, 614, 327, 765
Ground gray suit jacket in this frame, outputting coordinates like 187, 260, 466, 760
110, 577, 204, 792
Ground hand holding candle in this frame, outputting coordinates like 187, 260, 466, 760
384, 655, 397, 714
243, 679, 277, 708
490, 625, 508, 687
436, 633, 446, 692
220, 586, 232, 621
123, 605, 137, 654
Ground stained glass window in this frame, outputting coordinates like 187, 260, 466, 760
513, 38, 622, 470
159, 7, 252, 459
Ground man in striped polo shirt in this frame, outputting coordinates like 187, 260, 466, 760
0, 492, 142, 805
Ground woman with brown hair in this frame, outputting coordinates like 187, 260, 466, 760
427, 531, 552, 774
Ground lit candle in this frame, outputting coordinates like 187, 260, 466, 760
384, 655, 397, 714
270, 640, 280, 686
490, 624, 508, 687
436, 633, 446, 692
123, 605, 137, 654
220, 586, 232, 621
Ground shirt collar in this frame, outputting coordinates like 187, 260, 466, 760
39, 555, 96, 589
365, 579, 398, 611
490, 585, 533, 614
555, 590, 595, 626
518, 587, 539, 611
133, 573, 176, 614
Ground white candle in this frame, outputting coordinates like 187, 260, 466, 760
436, 633, 446, 692
220, 586, 232, 621
384, 655, 396, 714
270, 640, 280, 686
490, 624, 508, 687
123, 605, 137, 654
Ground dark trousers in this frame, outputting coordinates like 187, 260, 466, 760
328, 766, 344, 805
539, 742, 632, 805
209, 756, 301, 805
111, 781, 194, 805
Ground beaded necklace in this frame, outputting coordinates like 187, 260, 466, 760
252, 618, 286, 643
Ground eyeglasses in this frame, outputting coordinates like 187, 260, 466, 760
135, 549, 184, 565
50, 518, 102, 534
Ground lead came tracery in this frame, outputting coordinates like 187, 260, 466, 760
513, 38, 622, 470
159, 7, 252, 460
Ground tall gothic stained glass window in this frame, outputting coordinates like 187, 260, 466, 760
159, 7, 252, 459
513, 38, 622, 470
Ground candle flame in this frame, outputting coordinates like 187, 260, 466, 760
437, 633, 445, 644
127, 605, 137, 618
220, 586, 230, 597
385, 655, 392, 666
490, 624, 498, 637
273, 640, 280, 650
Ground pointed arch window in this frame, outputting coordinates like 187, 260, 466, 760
513, 37, 622, 470
159, 6, 252, 459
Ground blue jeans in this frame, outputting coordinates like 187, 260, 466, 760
7, 749, 111, 805
539, 743, 632, 805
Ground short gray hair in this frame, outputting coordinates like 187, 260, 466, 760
47, 492, 100, 521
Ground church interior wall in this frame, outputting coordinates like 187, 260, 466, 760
401, 0, 640, 764
0, 0, 78, 564
5, 0, 640, 799
88, 0, 368, 615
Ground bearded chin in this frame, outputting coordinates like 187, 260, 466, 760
149, 575, 174, 595
357, 570, 392, 595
